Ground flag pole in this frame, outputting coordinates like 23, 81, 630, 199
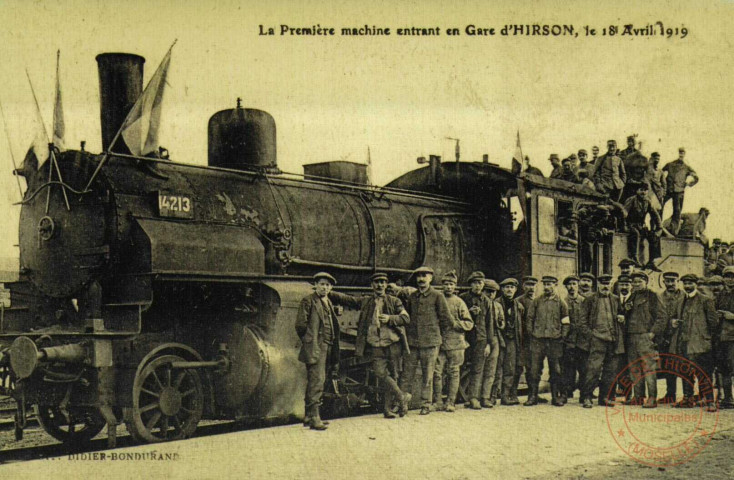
0, 100, 25, 200
83, 39, 177, 192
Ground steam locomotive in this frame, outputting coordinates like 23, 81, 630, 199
0, 53, 704, 447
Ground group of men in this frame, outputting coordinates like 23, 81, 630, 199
295, 261, 734, 430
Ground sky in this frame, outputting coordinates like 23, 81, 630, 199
0, 0, 732, 266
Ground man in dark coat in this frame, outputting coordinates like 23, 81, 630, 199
579, 275, 625, 408
525, 275, 570, 406
514, 276, 539, 401
658, 271, 685, 403
718, 266, 734, 408
460, 271, 497, 410
561, 275, 588, 403
296, 272, 361, 430
486, 279, 507, 406
623, 182, 663, 271
355, 272, 411, 419
593, 140, 626, 202
400, 266, 452, 415
498, 278, 525, 405
624, 271, 667, 407
670, 274, 718, 412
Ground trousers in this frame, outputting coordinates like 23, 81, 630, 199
467, 336, 500, 400
528, 337, 563, 390
626, 333, 658, 401
433, 348, 466, 405
561, 346, 589, 397
305, 341, 331, 409
682, 352, 715, 402
664, 192, 685, 233
371, 343, 404, 412
400, 346, 439, 408
581, 337, 621, 401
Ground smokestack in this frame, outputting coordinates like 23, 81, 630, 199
96, 53, 145, 153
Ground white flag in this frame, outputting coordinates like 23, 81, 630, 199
119, 45, 172, 156
511, 130, 525, 174
53, 50, 65, 150
25, 70, 49, 169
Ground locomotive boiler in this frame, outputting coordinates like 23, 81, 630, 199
0, 53, 517, 446
0, 52, 704, 447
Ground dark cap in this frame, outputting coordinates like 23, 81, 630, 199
627, 135, 635, 141
563, 275, 580, 285
607, 139, 617, 145
679, 147, 686, 153
562, 157, 571, 164
662, 271, 680, 280
484, 279, 500, 291
578, 149, 587, 155
370, 272, 389, 282
651, 152, 660, 158
708, 275, 724, 285
592, 145, 599, 152
522, 276, 539, 284
541, 275, 558, 284
467, 271, 486, 283
579, 272, 596, 281
680, 273, 698, 283
598, 274, 613, 284
631, 271, 649, 281
500, 278, 519, 287
442, 271, 458, 283
618, 258, 636, 267
413, 266, 434, 275
723, 266, 734, 276
550, 153, 559, 160
713, 238, 721, 244
313, 272, 337, 285
636, 182, 650, 190
617, 274, 632, 284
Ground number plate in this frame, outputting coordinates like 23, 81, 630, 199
158, 192, 194, 219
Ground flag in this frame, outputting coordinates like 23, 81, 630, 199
119, 44, 173, 156
511, 130, 524, 175
366, 146, 372, 185
52, 50, 65, 150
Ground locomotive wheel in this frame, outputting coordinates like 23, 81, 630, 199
36, 405, 106, 445
125, 355, 204, 443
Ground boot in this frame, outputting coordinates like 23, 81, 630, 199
551, 385, 565, 407
489, 385, 499, 406
309, 405, 328, 431
468, 398, 482, 410
399, 393, 412, 417
501, 385, 517, 405
720, 378, 734, 409
524, 385, 538, 406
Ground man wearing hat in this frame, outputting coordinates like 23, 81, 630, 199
400, 266, 452, 415
619, 135, 640, 164
658, 271, 685, 403
579, 273, 596, 298
549, 154, 562, 179
662, 148, 698, 236
623, 271, 667, 407
485, 279, 507, 407
460, 272, 499, 409
717, 267, 734, 408
525, 275, 570, 406
578, 149, 589, 170
433, 271, 473, 412
708, 276, 732, 408
296, 272, 362, 429
612, 258, 636, 296
515, 276, 538, 400
561, 275, 588, 403
593, 140, 626, 202
559, 157, 580, 183
623, 182, 663, 272
670, 274, 718, 411
578, 274, 625, 408
355, 272, 411, 419
647, 152, 665, 213
497, 278, 525, 405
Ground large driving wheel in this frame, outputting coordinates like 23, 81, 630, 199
125, 355, 204, 443
36, 405, 106, 445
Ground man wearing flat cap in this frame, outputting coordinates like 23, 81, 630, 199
619, 135, 640, 164
717, 267, 734, 408
578, 274, 625, 408
355, 272, 411, 419
578, 149, 589, 170
549, 154, 562, 179
612, 258, 636, 296
579, 273, 596, 298
662, 148, 698, 236
559, 157, 580, 183
460, 272, 500, 409
525, 275, 570, 406
485, 279, 507, 406
400, 266, 452, 415
647, 152, 665, 213
433, 271, 473, 412
497, 278, 524, 405
296, 272, 362, 429
593, 140, 626, 202
624, 271, 667, 407
561, 275, 588, 403
670, 274, 718, 411
514, 276, 538, 400
658, 271, 684, 403
623, 182, 663, 272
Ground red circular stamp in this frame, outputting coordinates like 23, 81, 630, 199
605, 353, 719, 468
